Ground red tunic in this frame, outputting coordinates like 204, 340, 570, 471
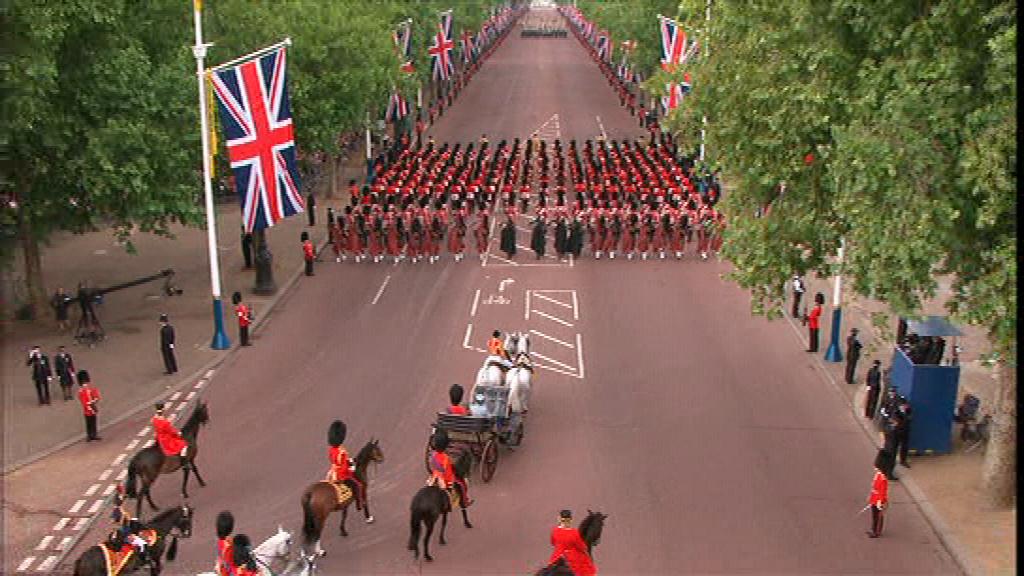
548, 526, 596, 576
302, 240, 314, 261
447, 405, 468, 415
78, 385, 100, 417
235, 304, 251, 328
152, 415, 187, 456
327, 445, 354, 483
808, 304, 822, 329
215, 537, 234, 576
868, 470, 888, 507
428, 450, 454, 486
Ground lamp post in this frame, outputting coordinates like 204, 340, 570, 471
191, 0, 230, 349
824, 236, 845, 362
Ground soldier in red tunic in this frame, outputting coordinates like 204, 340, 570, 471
325, 419, 365, 510
215, 511, 234, 576
427, 431, 472, 507
866, 464, 888, 538
447, 384, 468, 415
548, 510, 596, 575
232, 292, 252, 347
231, 534, 258, 576
448, 206, 467, 262
152, 402, 190, 469
301, 231, 314, 276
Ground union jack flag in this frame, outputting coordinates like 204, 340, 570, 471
662, 82, 685, 111
659, 15, 699, 72
461, 29, 474, 64
211, 46, 302, 233
393, 20, 414, 74
596, 31, 610, 61
428, 10, 455, 81
386, 90, 408, 122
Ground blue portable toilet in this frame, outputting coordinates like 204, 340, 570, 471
888, 316, 962, 455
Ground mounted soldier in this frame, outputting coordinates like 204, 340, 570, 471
426, 431, 472, 507
326, 420, 366, 511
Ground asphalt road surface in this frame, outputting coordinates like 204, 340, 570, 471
54, 15, 959, 576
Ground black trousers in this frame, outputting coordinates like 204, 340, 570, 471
85, 414, 98, 440
865, 387, 880, 419
239, 325, 250, 346
305, 258, 314, 276
870, 506, 885, 536
845, 356, 860, 384
61, 382, 73, 400
808, 327, 820, 352
792, 292, 803, 317
34, 379, 51, 404
308, 209, 315, 227
896, 429, 911, 464
161, 346, 177, 374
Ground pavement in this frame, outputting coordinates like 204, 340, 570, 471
1, 9, 1014, 576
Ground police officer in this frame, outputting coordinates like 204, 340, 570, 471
845, 328, 863, 384
27, 345, 52, 405
159, 314, 177, 374
864, 360, 882, 419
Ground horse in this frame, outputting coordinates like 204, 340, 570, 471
73, 504, 193, 576
533, 510, 607, 576
196, 526, 293, 576
125, 402, 209, 518
300, 439, 384, 556
407, 449, 473, 562
506, 350, 533, 415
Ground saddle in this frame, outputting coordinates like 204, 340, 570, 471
102, 530, 157, 575
322, 481, 353, 506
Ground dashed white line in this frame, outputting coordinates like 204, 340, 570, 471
532, 362, 579, 378
531, 351, 578, 372
576, 333, 585, 379
103, 484, 116, 496
205, 369, 215, 379
173, 403, 186, 412
137, 427, 150, 437
116, 469, 127, 481
88, 499, 104, 514
17, 557, 35, 572
73, 518, 89, 531
596, 115, 607, 140
529, 329, 575, 349
186, 391, 196, 401
126, 439, 139, 451
98, 468, 113, 481
371, 274, 392, 305
57, 536, 72, 551
170, 391, 182, 401
52, 518, 70, 531
471, 289, 481, 317
531, 309, 574, 327
571, 291, 579, 320
194, 380, 205, 389
463, 324, 474, 349
68, 500, 86, 514
533, 292, 572, 309
525, 290, 531, 319
36, 555, 57, 572
112, 453, 126, 466
35, 536, 53, 551
85, 484, 100, 497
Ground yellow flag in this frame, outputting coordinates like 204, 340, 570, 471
206, 72, 218, 175
193, 0, 202, 12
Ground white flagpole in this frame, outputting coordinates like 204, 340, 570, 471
192, 0, 230, 349
699, 0, 711, 162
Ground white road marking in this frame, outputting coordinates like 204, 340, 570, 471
205, 369, 215, 379
137, 427, 150, 437
85, 484, 100, 497
531, 351, 577, 372
88, 499, 104, 514
112, 453, 126, 466
186, 391, 196, 401
498, 278, 515, 292
68, 500, 86, 514
525, 290, 531, 319
98, 469, 113, 481
533, 362, 579, 378
35, 536, 53, 551
52, 518, 70, 531
571, 290, 579, 320
194, 380, 205, 389
57, 536, 72, 551
126, 439, 139, 451
529, 329, 575, 349
532, 292, 572, 309
17, 557, 35, 572
170, 391, 181, 401
103, 484, 116, 496
576, 333, 585, 379
463, 324, 474, 349
173, 403, 186, 412
73, 518, 89, 531
116, 469, 127, 481
531, 309, 574, 327
36, 556, 57, 572
471, 289, 480, 317
371, 274, 392, 305
596, 115, 607, 140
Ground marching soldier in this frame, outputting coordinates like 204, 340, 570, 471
500, 216, 517, 260
531, 216, 547, 260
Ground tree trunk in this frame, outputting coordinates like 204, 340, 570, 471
329, 154, 339, 199
17, 208, 47, 320
982, 360, 1016, 507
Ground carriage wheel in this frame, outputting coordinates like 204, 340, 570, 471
481, 439, 499, 483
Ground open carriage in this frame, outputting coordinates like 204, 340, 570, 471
426, 385, 526, 483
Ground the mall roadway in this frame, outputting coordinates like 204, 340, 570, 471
44, 17, 960, 576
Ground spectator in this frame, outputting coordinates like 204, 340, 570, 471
864, 360, 882, 419
51, 287, 71, 332
791, 275, 805, 318
54, 345, 76, 401
805, 292, 825, 352
77, 370, 101, 441
240, 226, 253, 269
845, 328, 863, 384
26, 345, 52, 405
306, 192, 316, 227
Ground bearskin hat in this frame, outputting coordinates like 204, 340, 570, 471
77, 369, 91, 384
231, 291, 242, 305
216, 511, 234, 539
300, 231, 309, 242
449, 384, 464, 405
231, 534, 254, 569
328, 420, 347, 447
430, 430, 450, 452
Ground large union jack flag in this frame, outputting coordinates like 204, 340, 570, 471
211, 47, 302, 233
428, 10, 455, 81
659, 15, 699, 72
394, 20, 414, 74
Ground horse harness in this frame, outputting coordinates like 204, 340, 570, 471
323, 481, 354, 506
101, 529, 158, 576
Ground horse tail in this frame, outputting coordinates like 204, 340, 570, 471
301, 489, 318, 544
125, 458, 139, 498
407, 499, 424, 551
166, 536, 178, 561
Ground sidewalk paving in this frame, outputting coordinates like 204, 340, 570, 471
794, 273, 1016, 576
2, 149, 366, 473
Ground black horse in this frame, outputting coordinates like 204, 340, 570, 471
534, 510, 607, 576
407, 449, 473, 562
125, 402, 209, 518
73, 504, 193, 576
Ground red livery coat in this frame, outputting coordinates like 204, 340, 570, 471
152, 415, 187, 456
549, 526, 596, 576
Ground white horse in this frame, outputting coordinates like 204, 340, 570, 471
197, 526, 305, 576
505, 333, 532, 414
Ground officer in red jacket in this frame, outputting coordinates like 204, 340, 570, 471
152, 402, 189, 469
548, 509, 596, 575
447, 384, 468, 415
427, 431, 472, 507
301, 231, 315, 276
805, 292, 825, 352
326, 420, 365, 511
77, 370, 101, 441
866, 464, 889, 538
215, 511, 234, 576
232, 292, 252, 347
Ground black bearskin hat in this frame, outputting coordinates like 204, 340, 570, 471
231, 291, 242, 305
814, 292, 825, 305
216, 511, 234, 539
231, 534, 255, 569
77, 369, 90, 384
300, 231, 309, 242
430, 430, 450, 452
328, 420, 347, 447
449, 384, 464, 405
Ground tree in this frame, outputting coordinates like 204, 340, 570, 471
667, 0, 1016, 505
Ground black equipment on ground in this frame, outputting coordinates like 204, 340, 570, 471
72, 269, 182, 346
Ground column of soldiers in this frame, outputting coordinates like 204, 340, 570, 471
326, 132, 725, 263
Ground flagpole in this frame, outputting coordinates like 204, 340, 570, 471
192, 0, 230, 350
699, 0, 711, 163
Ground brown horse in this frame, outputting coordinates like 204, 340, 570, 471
73, 504, 193, 576
300, 439, 384, 555
125, 402, 209, 518
534, 510, 607, 576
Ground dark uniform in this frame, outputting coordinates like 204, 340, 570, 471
500, 218, 517, 259
845, 328, 863, 384
864, 360, 882, 419
159, 314, 177, 374
54, 347, 76, 400
26, 346, 52, 405
531, 218, 547, 259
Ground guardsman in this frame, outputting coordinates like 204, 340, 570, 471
326, 420, 365, 511
232, 292, 252, 347
866, 464, 888, 538
215, 511, 235, 576
152, 402, 190, 469
447, 384, 469, 415
805, 292, 825, 353
427, 431, 472, 507
78, 370, 101, 441
548, 510, 596, 575
231, 534, 259, 576
301, 231, 315, 276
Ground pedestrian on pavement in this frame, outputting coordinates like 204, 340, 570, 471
845, 328, 863, 384
500, 217, 517, 259
51, 287, 72, 332
865, 463, 888, 538
77, 370, 101, 441
232, 291, 252, 347
893, 396, 913, 468
240, 226, 253, 269
306, 192, 316, 227
805, 292, 824, 352
864, 360, 882, 419
159, 314, 178, 375
791, 275, 805, 318
26, 345, 52, 405
54, 345, 76, 401
301, 231, 315, 276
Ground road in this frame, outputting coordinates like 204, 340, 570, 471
43, 13, 959, 576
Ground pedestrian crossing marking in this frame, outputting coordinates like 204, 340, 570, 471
17, 556, 35, 572
532, 292, 572, 309
529, 113, 561, 141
